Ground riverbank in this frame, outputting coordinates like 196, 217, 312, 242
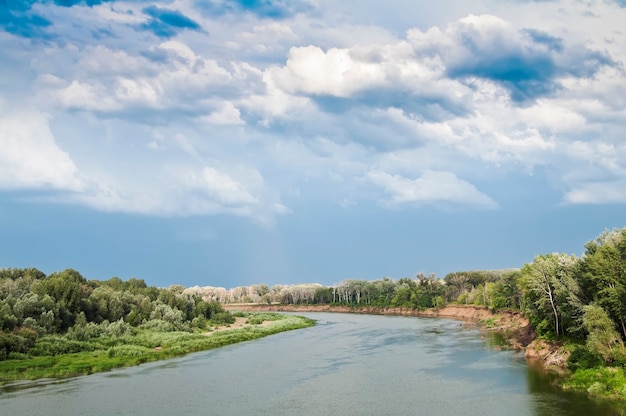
224, 305, 573, 370
223, 303, 523, 321
0, 313, 314, 383
224, 303, 533, 346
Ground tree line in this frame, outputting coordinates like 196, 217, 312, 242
2, 226, 625, 368
190, 227, 626, 366
0, 269, 234, 360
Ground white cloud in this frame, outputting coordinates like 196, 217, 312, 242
270, 45, 388, 97
61, 163, 286, 221
54, 42, 232, 113
201, 102, 245, 125
564, 179, 626, 204
2, 0, 626, 221
184, 166, 258, 207
0, 110, 84, 191
367, 170, 497, 209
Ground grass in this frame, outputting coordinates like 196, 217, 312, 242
0, 313, 314, 383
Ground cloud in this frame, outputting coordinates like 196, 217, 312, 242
564, 179, 626, 204
200, 102, 245, 125
183, 166, 258, 206
0, 107, 284, 221
409, 14, 614, 102
2, 0, 626, 222
367, 170, 497, 209
0, 110, 84, 191
53, 42, 232, 114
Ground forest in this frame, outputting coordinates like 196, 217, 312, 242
1, 226, 625, 398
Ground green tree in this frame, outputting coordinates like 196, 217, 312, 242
521, 253, 581, 337
578, 228, 626, 339
582, 304, 624, 363
31, 269, 89, 330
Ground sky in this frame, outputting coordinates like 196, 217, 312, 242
1, 0, 625, 289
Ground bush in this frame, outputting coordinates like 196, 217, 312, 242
211, 312, 235, 325
0, 328, 37, 359
67, 322, 104, 341
30, 335, 92, 356
191, 316, 207, 329
139, 319, 178, 332
107, 345, 152, 358
105, 319, 133, 337
246, 313, 282, 325
567, 345, 603, 371
564, 367, 626, 400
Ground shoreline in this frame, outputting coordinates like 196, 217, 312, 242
223, 303, 529, 329
224, 303, 538, 352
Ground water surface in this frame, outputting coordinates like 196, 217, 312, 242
0, 313, 620, 415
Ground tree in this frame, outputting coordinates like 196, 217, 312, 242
521, 253, 581, 337
444, 273, 470, 302
582, 304, 624, 363
578, 228, 626, 339
31, 269, 89, 330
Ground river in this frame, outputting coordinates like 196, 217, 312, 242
0, 313, 621, 415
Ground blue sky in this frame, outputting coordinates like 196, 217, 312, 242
1, 0, 625, 288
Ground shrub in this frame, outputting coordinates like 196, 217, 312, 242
30, 336, 89, 356
567, 345, 603, 371
66, 322, 104, 341
139, 319, 178, 332
107, 345, 152, 358
105, 319, 132, 337
211, 312, 235, 325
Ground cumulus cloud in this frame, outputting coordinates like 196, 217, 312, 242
367, 170, 497, 209
267, 13, 613, 107
54, 42, 232, 113
200, 102, 245, 125
0, 108, 283, 221
52, 161, 287, 220
2, 0, 626, 221
0, 110, 84, 191
409, 14, 614, 102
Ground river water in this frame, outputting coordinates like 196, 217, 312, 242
0, 313, 621, 415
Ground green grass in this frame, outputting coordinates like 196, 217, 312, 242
0, 313, 315, 383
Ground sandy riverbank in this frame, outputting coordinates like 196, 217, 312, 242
223, 304, 526, 326
204, 316, 272, 335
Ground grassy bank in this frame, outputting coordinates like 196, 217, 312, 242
0, 313, 314, 383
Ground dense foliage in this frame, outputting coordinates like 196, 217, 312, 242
0, 270, 235, 361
